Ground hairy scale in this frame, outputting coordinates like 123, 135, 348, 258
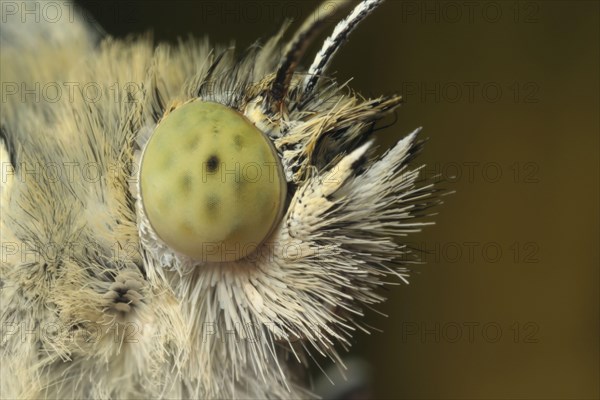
0, 1, 441, 398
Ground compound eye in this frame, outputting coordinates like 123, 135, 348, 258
140, 101, 286, 262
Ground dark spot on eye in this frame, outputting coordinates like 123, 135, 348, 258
206, 155, 219, 172
162, 154, 174, 168
206, 194, 220, 214
235, 178, 245, 192
180, 174, 192, 194
228, 222, 242, 237
187, 134, 200, 148
234, 135, 243, 150
181, 222, 194, 234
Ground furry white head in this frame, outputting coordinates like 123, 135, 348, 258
0, 0, 441, 398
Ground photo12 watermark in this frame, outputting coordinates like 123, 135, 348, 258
421, 161, 540, 184
1, 320, 142, 346
399, 320, 541, 344
401, 241, 541, 264
0, 238, 341, 266
1, 1, 139, 25
1, 81, 144, 105
395, 1, 541, 24
399, 81, 540, 104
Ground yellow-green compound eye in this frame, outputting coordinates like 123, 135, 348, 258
140, 101, 286, 263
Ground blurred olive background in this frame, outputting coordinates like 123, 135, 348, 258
77, 1, 599, 398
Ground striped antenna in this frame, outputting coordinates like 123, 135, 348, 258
303, 0, 385, 96
267, 0, 353, 111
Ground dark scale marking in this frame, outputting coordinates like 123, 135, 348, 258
206, 155, 219, 172
0, 126, 17, 169
113, 287, 129, 304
